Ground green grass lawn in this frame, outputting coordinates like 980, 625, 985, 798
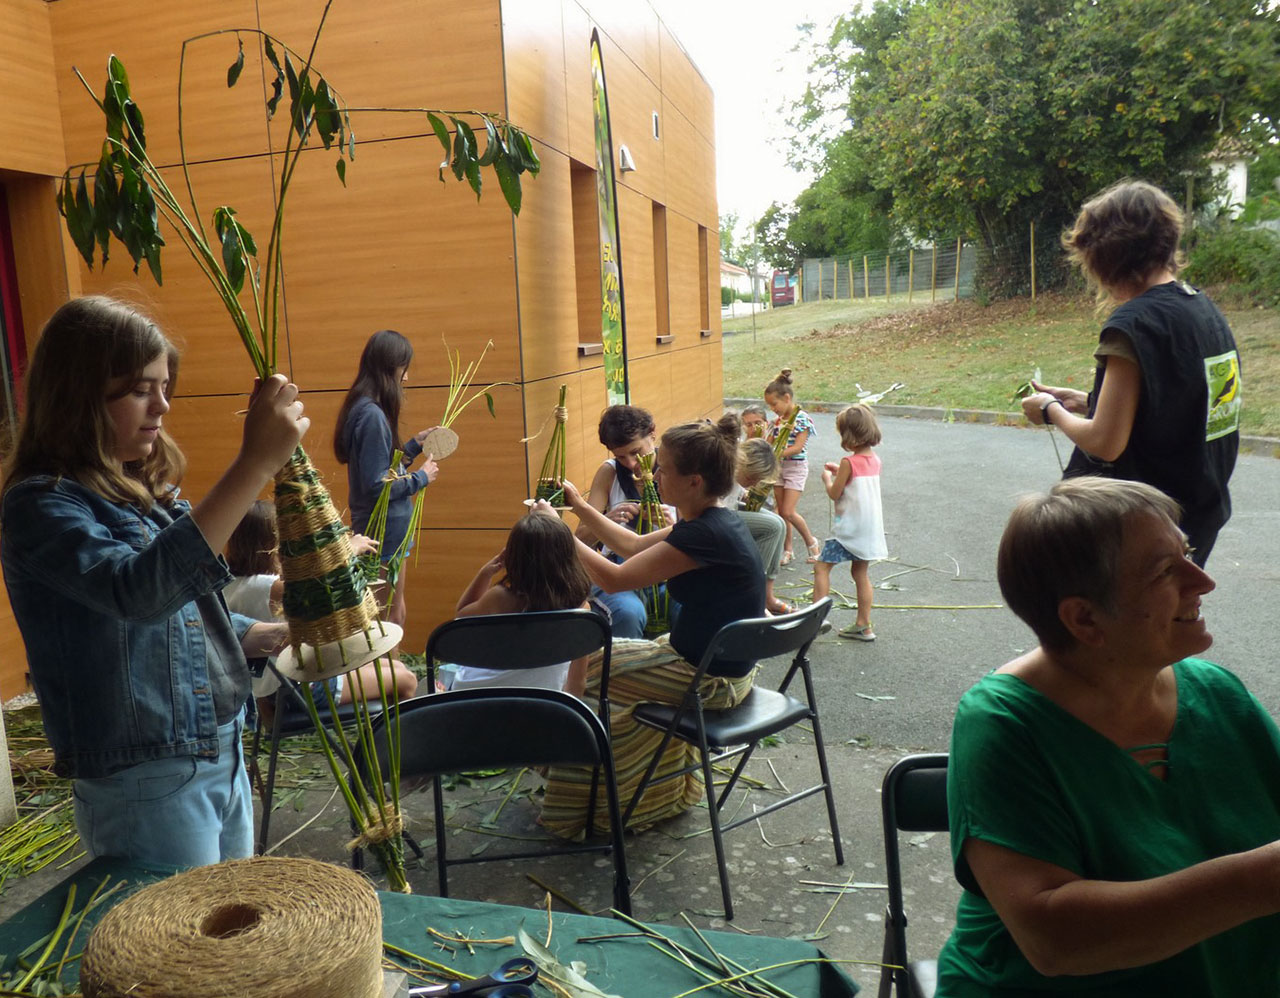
723, 292, 1280, 438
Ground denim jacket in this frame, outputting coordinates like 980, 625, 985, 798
0, 476, 253, 778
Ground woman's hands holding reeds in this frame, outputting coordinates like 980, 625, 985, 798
529, 499, 559, 519
558, 479, 584, 510
243, 374, 309, 478
350, 534, 380, 558
420, 454, 440, 484
606, 501, 640, 526
241, 621, 290, 657
1029, 380, 1088, 413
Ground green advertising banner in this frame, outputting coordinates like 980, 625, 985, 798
591, 31, 628, 405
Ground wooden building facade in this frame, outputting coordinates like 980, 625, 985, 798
0, 0, 721, 697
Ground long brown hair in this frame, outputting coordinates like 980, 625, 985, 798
226, 499, 280, 577
501, 513, 590, 612
333, 329, 414, 464
2, 296, 185, 510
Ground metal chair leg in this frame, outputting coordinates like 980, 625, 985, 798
433, 773, 450, 897
698, 731, 735, 920
255, 687, 288, 855
802, 663, 845, 865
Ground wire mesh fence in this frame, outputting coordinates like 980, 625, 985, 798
795, 207, 1280, 309
801, 240, 979, 303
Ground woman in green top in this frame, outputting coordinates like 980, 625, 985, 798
939, 477, 1280, 996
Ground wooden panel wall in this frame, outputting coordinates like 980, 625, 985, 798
0, 0, 64, 177
0, 0, 719, 691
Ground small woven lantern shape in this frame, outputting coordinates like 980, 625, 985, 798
271, 447, 402, 683
80, 857, 382, 998
532, 384, 569, 506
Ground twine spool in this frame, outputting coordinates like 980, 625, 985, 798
81, 857, 382, 998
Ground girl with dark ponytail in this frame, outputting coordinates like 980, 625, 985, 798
539, 412, 767, 837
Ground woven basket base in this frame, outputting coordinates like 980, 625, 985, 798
275, 622, 403, 683
417, 425, 458, 461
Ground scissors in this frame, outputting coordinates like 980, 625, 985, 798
408, 958, 538, 998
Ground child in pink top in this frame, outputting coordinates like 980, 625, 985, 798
812, 404, 888, 641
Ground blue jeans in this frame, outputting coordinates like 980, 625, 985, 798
591, 585, 648, 639
72, 710, 253, 867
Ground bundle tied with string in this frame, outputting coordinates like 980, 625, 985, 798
80, 857, 382, 998
271, 446, 402, 683
528, 384, 569, 508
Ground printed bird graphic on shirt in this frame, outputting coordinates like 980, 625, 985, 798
1212, 368, 1238, 408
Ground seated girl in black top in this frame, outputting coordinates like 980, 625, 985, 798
540, 413, 766, 837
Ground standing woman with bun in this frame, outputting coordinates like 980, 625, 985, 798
540, 413, 767, 837
334, 329, 440, 627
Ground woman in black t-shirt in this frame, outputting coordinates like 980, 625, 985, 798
540, 413, 766, 838
1020, 180, 1241, 566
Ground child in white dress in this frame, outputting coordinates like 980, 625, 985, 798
812, 404, 888, 640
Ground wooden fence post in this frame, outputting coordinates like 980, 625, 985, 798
931, 244, 938, 302
908, 249, 915, 304
848, 259, 854, 300
885, 255, 890, 300
1030, 221, 1037, 302
954, 238, 963, 301
863, 255, 870, 300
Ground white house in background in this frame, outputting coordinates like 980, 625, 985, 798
1208, 138, 1251, 219
720, 258, 767, 300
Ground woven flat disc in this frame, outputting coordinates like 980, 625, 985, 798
275, 621, 403, 683
417, 425, 458, 461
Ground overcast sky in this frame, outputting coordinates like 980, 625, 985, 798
645, 0, 856, 237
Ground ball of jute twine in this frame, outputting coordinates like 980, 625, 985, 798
80, 857, 382, 998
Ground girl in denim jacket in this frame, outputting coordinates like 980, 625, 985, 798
0, 296, 308, 867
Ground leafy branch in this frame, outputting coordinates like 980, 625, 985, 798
57, 0, 540, 380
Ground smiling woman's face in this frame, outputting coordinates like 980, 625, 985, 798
105, 354, 171, 463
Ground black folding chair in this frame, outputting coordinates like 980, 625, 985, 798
879, 753, 949, 998
623, 596, 841, 919
356, 687, 631, 913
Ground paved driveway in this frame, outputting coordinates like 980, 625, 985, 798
784, 411, 1280, 752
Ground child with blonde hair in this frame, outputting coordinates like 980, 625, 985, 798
813, 403, 888, 640
763, 369, 820, 565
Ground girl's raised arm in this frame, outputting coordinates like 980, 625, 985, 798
189, 375, 308, 553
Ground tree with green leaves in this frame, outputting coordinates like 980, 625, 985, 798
787, 0, 1280, 297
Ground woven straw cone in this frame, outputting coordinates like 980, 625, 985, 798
273, 447, 381, 650
80, 857, 382, 998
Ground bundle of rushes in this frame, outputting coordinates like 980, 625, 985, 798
742, 406, 798, 513
636, 451, 670, 637
534, 385, 569, 505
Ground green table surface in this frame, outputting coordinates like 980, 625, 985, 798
0, 858, 860, 997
